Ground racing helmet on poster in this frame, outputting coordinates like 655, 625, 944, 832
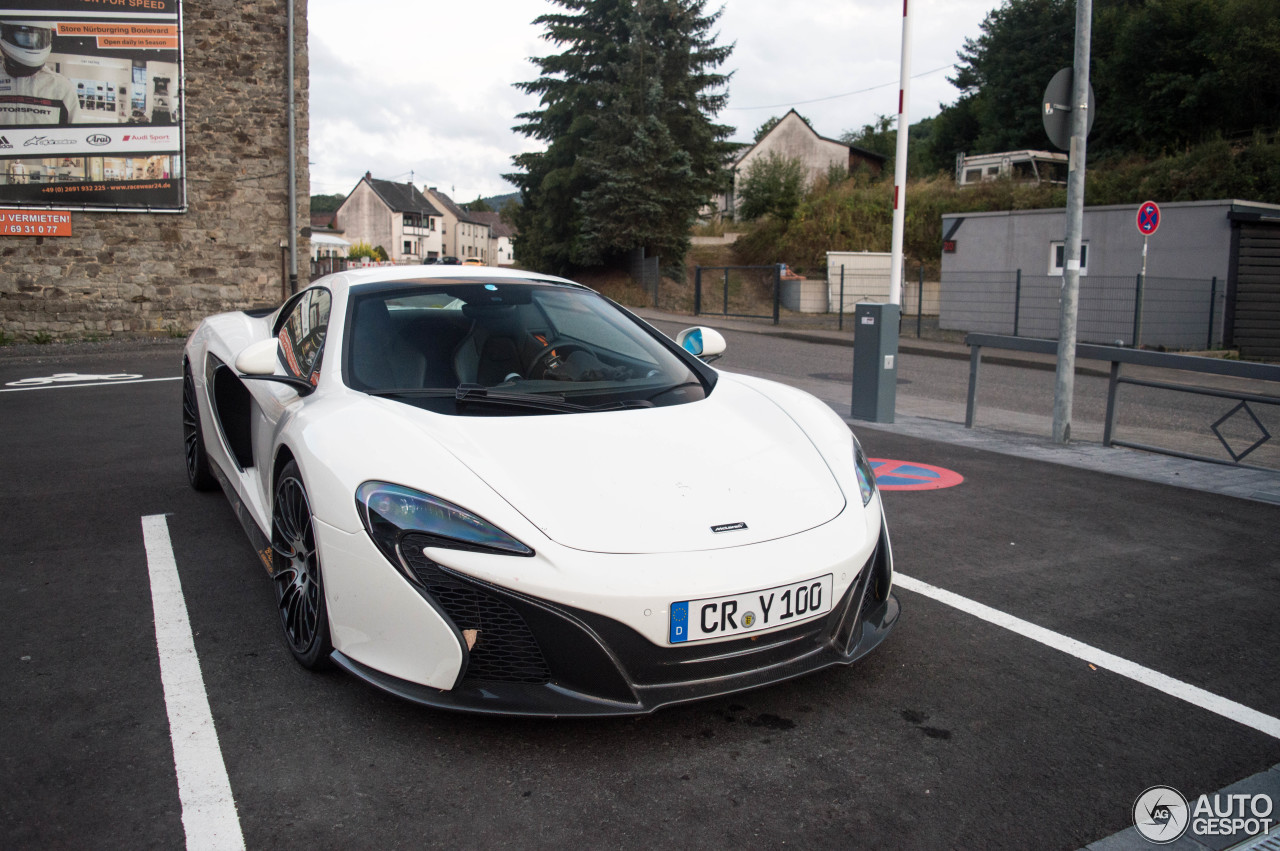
1, 20, 54, 76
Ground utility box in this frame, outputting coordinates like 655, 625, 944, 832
851, 303, 899, 423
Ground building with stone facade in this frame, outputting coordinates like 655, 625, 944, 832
0, 0, 311, 341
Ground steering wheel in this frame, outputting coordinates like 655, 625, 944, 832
527, 339, 587, 380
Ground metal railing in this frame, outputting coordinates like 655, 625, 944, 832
964, 333, 1280, 469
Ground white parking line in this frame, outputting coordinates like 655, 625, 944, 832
141, 515, 246, 851
1, 376, 180, 392
894, 573, 1280, 741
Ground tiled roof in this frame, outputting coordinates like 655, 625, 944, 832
468, 210, 516, 238
366, 178, 444, 217
424, 189, 484, 225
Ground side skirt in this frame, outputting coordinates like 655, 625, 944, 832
209, 457, 274, 575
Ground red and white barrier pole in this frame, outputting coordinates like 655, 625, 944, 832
888, 0, 913, 306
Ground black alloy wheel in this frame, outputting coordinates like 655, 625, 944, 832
271, 461, 332, 669
182, 360, 217, 491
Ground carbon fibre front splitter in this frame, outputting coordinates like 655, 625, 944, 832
329, 592, 899, 718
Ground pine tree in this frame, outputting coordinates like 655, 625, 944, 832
506, 0, 733, 275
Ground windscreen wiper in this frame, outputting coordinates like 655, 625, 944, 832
455, 384, 653, 413
365, 387, 455, 398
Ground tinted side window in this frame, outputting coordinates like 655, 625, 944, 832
278, 288, 331, 382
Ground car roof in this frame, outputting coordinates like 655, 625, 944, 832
310, 263, 580, 295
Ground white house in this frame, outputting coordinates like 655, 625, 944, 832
469, 211, 517, 266
720, 110, 887, 219
336, 173, 445, 263
423, 188, 492, 262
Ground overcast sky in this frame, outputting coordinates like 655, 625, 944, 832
308, 0, 997, 202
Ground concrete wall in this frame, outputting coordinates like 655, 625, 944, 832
0, 0, 310, 341
827, 251, 893, 311
940, 201, 1243, 348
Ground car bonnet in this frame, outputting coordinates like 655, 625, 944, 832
403, 377, 847, 555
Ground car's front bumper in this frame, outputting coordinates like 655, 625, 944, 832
330, 521, 898, 717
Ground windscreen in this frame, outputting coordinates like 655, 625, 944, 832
343, 281, 708, 414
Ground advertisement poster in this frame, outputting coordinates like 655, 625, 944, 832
0, 0, 184, 211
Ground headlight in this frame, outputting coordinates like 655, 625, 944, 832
355, 482, 534, 568
853, 436, 877, 506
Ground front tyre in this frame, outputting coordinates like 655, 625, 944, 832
182, 359, 217, 491
271, 460, 333, 669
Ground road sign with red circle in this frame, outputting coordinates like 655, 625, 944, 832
869, 459, 964, 491
1136, 201, 1161, 236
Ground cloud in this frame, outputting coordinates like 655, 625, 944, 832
307, 0, 993, 199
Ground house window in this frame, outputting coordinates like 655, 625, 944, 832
964, 169, 982, 184
403, 241, 413, 256
1049, 241, 1088, 276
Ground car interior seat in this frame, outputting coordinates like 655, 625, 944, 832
349, 298, 429, 390
454, 304, 528, 385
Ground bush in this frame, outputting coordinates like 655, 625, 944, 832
347, 240, 376, 261
737, 152, 806, 222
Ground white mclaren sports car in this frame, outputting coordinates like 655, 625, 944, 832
182, 265, 897, 716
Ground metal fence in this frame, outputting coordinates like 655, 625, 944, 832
694, 265, 782, 324
311, 256, 350, 278
940, 270, 1228, 350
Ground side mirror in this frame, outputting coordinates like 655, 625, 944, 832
676, 327, 727, 362
235, 338, 279, 375
235, 338, 316, 396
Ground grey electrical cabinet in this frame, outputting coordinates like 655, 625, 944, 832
851, 303, 899, 423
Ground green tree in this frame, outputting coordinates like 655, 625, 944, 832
927, 0, 1280, 166
464, 197, 493, 212
736, 152, 806, 221
1097, 0, 1280, 155
310, 193, 346, 213
506, 0, 734, 274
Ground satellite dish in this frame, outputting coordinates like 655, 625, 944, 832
1042, 67, 1096, 151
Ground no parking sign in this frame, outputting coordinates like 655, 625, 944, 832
1136, 201, 1161, 236
870, 459, 964, 491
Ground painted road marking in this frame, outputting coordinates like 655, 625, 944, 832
141, 515, 246, 851
1, 376, 180, 393
6, 372, 142, 387
871, 458, 964, 490
895, 573, 1280, 741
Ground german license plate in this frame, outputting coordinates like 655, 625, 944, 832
669, 574, 833, 644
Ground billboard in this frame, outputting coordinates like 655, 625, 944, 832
0, 0, 184, 211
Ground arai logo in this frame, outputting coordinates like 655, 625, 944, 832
86, 133, 111, 146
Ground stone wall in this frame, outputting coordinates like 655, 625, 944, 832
0, 0, 310, 341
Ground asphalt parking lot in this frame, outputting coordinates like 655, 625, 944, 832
2, 342, 1278, 850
